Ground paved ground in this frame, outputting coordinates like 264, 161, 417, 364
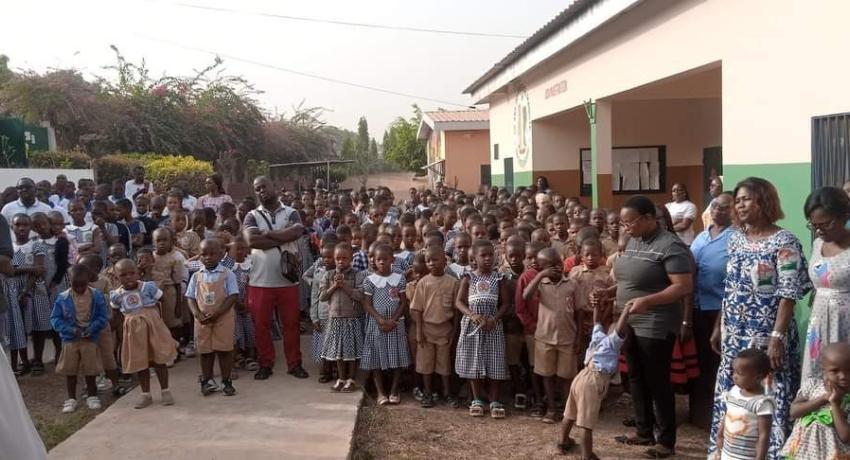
49, 336, 362, 460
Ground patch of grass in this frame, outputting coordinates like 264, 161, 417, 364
33, 411, 98, 450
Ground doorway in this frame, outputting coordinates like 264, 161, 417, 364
702, 146, 722, 205
480, 164, 491, 187
504, 158, 514, 192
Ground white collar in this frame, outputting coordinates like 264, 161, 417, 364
367, 272, 402, 288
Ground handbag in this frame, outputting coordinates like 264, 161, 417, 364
253, 208, 302, 283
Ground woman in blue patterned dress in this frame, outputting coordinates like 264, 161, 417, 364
454, 239, 510, 419
708, 177, 812, 459
361, 243, 410, 405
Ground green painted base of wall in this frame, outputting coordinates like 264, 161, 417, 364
724, 162, 812, 342
489, 171, 533, 191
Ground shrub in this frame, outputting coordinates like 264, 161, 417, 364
146, 155, 214, 197
93, 153, 213, 196
28, 150, 92, 169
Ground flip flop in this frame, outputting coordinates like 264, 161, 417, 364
388, 394, 401, 404
614, 435, 655, 446
377, 395, 389, 406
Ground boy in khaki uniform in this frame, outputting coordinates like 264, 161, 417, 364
568, 239, 615, 358
410, 246, 458, 408
522, 247, 580, 424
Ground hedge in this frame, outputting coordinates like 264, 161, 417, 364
28, 150, 92, 169
93, 153, 214, 196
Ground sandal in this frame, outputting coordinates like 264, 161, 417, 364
490, 401, 506, 419
331, 379, 344, 392
529, 402, 545, 418
542, 410, 557, 424
377, 395, 389, 406
254, 367, 273, 380
112, 385, 130, 397
13, 365, 31, 377
342, 379, 356, 393
557, 438, 576, 454
30, 362, 45, 376
388, 394, 400, 405
234, 356, 247, 369
614, 434, 655, 446
469, 399, 485, 417
643, 446, 674, 459
445, 395, 460, 409
514, 393, 527, 410
245, 358, 259, 371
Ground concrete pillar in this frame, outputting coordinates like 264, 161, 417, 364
595, 101, 613, 209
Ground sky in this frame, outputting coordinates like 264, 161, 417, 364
0, 0, 568, 134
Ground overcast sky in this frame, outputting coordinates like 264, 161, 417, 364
1, 0, 567, 134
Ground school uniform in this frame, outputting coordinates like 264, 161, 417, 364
564, 323, 625, 429
90, 275, 118, 371
110, 281, 178, 374
65, 222, 97, 250
499, 267, 526, 368
360, 272, 410, 370
320, 268, 366, 362
231, 259, 255, 351
151, 249, 187, 329
175, 231, 201, 259
185, 264, 239, 354
51, 287, 109, 376
568, 264, 615, 354
14, 240, 48, 333
409, 273, 457, 376
40, 236, 70, 312
515, 269, 540, 368
535, 276, 579, 379
455, 271, 509, 380
304, 259, 328, 363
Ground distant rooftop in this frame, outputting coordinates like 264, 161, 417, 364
424, 109, 490, 123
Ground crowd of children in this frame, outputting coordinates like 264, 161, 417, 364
3, 173, 850, 460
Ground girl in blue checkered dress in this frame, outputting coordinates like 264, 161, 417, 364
361, 243, 410, 405
7, 214, 46, 374
227, 239, 258, 371
38, 212, 72, 364
455, 239, 510, 418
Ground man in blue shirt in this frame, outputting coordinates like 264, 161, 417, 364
688, 192, 733, 429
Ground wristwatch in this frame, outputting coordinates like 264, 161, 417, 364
770, 330, 786, 342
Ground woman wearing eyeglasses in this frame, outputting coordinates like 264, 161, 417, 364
801, 186, 850, 381
707, 177, 812, 460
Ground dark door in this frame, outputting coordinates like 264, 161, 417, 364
702, 147, 722, 205
480, 164, 491, 187
504, 158, 514, 192
812, 113, 850, 189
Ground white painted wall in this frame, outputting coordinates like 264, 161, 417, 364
0, 168, 93, 187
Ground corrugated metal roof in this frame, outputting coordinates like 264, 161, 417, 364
463, 0, 599, 95
424, 109, 489, 123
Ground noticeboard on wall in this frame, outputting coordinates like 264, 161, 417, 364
580, 145, 666, 196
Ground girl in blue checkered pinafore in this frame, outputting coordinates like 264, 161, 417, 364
455, 239, 510, 418
7, 214, 46, 375
361, 244, 410, 405
226, 241, 258, 371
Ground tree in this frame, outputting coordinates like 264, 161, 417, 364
348, 116, 376, 188
383, 105, 426, 172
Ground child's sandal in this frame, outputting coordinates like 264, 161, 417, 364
469, 399, 485, 417
514, 393, 528, 410
377, 395, 390, 406
341, 379, 356, 393
388, 394, 400, 405
490, 401, 506, 419
331, 379, 345, 392
245, 358, 259, 371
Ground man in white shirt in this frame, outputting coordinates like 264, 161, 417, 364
1, 178, 54, 224
124, 166, 154, 202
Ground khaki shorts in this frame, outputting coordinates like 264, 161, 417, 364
195, 308, 235, 354
416, 340, 452, 376
534, 340, 577, 379
56, 339, 102, 376
564, 365, 612, 429
505, 333, 524, 366
97, 322, 118, 371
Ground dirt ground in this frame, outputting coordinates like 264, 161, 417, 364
352, 391, 709, 460
340, 171, 426, 200
16, 361, 125, 451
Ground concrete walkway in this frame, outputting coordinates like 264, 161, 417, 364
49, 336, 362, 460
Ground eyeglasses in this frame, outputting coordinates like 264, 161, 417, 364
620, 215, 644, 229
806, 219, 837, 232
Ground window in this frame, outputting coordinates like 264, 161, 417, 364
580, 146, 666, 196
493, 143, 499, 160
812, 112, 850, 190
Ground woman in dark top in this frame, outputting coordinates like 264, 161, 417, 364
599, 195, 693, 459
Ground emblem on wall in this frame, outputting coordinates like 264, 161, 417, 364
513, 89, 532, 168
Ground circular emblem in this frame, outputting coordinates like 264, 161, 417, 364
204, 291, 216, 306
476, 280, 491, 293
513, 89, 532, 168
389, 287, 400, 300
82, 230, 93, 243
124, 292, 142, 310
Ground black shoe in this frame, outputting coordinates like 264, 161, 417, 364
222, 379, 236, 396
421, 393, 434, 408
200, 376, 219, 396
287, 365, 309, 379
254, 367, 273, 380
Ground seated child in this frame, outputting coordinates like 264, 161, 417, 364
559, 300, 634, 459
410, 246, 458, 408
51, 264, 109, 413
522, 247, 580, 424
185, 239, 239, 396
319, 242, 366, 393
110, 258, 178, 408
782, 343, 850, 459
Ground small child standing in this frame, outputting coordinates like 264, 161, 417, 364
716, 348, 775, 460
320, 243, 366, 393
228, 238, 257, 372
79, 254, 125, 396
559, 302, 633, 458
361, 243, 410, 404
522, 247, 580, 424
13, 214, 47, 375
410, 246, 458, 408
51, 264, 109, 413
448, 233, 472, 279
116, 198, 146, 255
569, 239, 615, 358
307, 241, 336, 383
500, 239, 530, 410
516, 241, 547, 417
185, 239, 239, 396
455, 239, 510, 419
782, 342, 850, 459
151, 228, 189, 355
110, 258, 178, 408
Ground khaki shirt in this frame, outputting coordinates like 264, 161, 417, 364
536, 276, 578, 346
409, 274, 457, 344
568, 265, 615, 312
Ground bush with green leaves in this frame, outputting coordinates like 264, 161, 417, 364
93, 153, 213, 196
28, 150, 92, 169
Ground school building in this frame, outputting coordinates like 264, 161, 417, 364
464, 0, 850, 240
417, 109, 490, 193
